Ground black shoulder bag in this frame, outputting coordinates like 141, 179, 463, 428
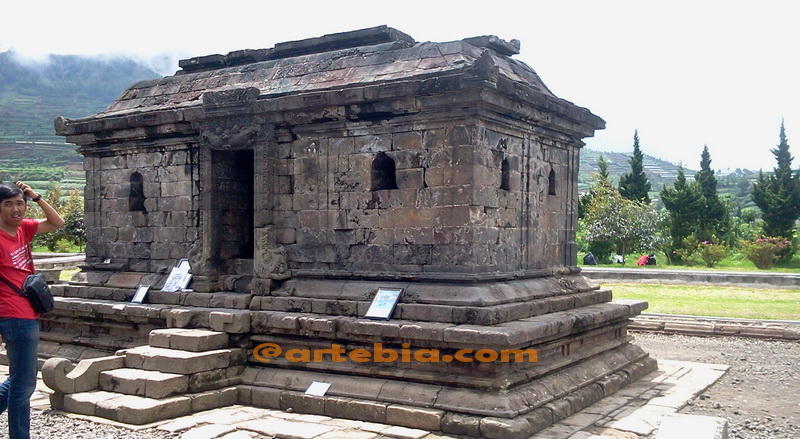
0, 273, 54, 314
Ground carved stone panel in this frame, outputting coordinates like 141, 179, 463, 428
253, 227, 290, 280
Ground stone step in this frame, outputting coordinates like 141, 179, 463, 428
149, 328, 229, 352
57, 386, 238, 425
249, 300, 648, 351
43, 296, 252, 334
52, 283, 253, 309
122, 345, 245, 375
99, 368, 188, 399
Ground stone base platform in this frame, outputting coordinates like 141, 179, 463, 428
239, 346, 656, 438
15, 357, 727, 438
39, 273, 660, 437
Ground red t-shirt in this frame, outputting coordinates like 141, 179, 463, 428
0, 218, 39, 319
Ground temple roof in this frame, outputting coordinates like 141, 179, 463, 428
97, 26, 557, 117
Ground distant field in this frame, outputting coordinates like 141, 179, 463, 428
0, 142, 85, 191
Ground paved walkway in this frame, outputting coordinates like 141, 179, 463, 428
7, 358, 728, 439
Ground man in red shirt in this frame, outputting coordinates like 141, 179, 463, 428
0, 181, 64, 439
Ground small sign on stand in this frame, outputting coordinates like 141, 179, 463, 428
131, 284, 151, 304
363, 288, 403, 320
304, 381, 332, 397
161, 258, 192, 292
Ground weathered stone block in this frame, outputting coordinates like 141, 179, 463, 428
441, 412, 481, 437
324, 396, 387, 424
99, 368, 188, 399
96, 394, 191, 425
209, 310, 251, 333
63, 391, 120, 417
249, 386, 282, 409
149, 328, 229, 352
479, 417, 533, 439
280, 392, 327, 415
164, 309, 196, 328
386, 405, 443, 431
124, 346, 238, 374
190, 387, 239, 412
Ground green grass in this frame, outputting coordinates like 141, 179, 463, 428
60, 268, 79, 282
610, 282, 800, 320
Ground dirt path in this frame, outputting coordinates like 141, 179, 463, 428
633, 332, 800, 439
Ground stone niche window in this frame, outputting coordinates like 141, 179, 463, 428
548, 168, 556, 195
371, 152, 398, 191
129, 172, 147, 212
500, 158, 511, 191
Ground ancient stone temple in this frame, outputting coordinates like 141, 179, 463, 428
46, 26, 656, 438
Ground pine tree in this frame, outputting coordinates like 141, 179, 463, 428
694, 145, 728, 241
619, 130, 652, 204
751, 122, 800, 239
661, 166, 704, 252
597, 155, 611, 187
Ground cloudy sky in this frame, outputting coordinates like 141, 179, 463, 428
2, 0, 798, 172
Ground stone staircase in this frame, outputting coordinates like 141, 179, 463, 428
43, 328, 244, 425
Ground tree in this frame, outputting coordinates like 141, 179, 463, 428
579, 155, 612, 219
660, 166, 704, 254
29, 184, 85, 251
618, 130, 652, 204
694, 146, 728, 241
751, 121, 800, 240
596, 154, 611, 187
581, 183, 661, 262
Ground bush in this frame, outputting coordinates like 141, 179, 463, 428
743, 237, 790, 269
673, 235, 700, 262
698, 241, 727, 267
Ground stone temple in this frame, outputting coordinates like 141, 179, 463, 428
45, 26, 656, 438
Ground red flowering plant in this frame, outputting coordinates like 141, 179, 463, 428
743, 237, 790, 269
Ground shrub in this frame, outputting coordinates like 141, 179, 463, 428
743, 237, 790, 269
673, 235, 700, 263
698, 241, 727, 267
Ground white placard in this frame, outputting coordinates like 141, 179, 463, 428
161, 259, 192, 292
131, 284, 151, 304
364, 288, 403, 320
304, 381, 331, 396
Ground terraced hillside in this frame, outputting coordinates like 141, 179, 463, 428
0, 50, 160, 143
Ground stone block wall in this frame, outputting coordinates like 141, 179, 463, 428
271, 118, 579, 278
83, 145, 198, 273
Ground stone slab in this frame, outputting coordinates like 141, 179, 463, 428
655, 413, 728, 439
123, 345, 240, 374
99, 368, 188, 399
149, 328, 229, 352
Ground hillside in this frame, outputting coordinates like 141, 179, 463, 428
0, 50, 161, 142
580, 148, 760, 210
0, 50, 160, 191
578, 149, 696, 190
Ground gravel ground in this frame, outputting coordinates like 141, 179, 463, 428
633, 332, 800, 439
0, 332, 796, 438
0, 411, 178, 439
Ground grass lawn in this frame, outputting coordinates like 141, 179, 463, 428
610, 282, 800, 320
58, 269, 79, 282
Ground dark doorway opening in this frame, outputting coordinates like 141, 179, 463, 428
213, 150, 255, 260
